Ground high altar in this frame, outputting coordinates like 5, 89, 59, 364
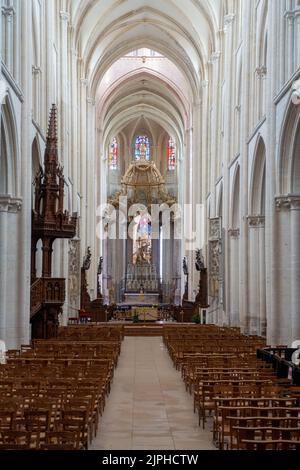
104, 157, 182, 306
132, 306, 159, 321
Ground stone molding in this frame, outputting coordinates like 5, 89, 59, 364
247, 215, 265, 228
209, 52, 221, 64
223, 14, 235, 33
0, 195, 22, 213
32, 66, 41, 75
285, 7, 300, 25
256, 66, 267, 79
1, 6, 16, 19
60, 11, 70, 22
228, 228, 240, 238
276, 195, 300, 211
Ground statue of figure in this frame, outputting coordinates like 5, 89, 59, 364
183, 257, 188, 276
195, 249, 205, 272
135, 238, 151, 265
83, 247, 92, 271
97, 256, 103, 298
97, 256, 103, 275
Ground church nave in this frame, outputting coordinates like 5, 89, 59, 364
90, 337, 215, 451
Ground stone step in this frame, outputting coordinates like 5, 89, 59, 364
124, 325, 163, 336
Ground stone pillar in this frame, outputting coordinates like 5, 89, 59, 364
248, 216, 266, 336
228, 229, 240, 327
274, 196, 295, 345
208, 52, 221, 204
1, 5, 15, 73
17, 0, 32, 347
294, 10, 300, 69
265, 1, 280, 347
290, 196, 300, 340
219, 13, 235, 326
0, 196, 22, 343
86, 96, 97, 294
32, 66, 41, 123
285, 11, 295, 78
258, 219, 267, 337
239, 0, 251, 337
56, 5, 69, 325
0, 202, 8, 340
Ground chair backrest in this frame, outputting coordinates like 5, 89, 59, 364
291, 349, 300, 366
0, 340, 6, 364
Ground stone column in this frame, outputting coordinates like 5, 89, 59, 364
294, 10, 300, 69
248, 216, 266, 336
32, 66, 41, 122
86, 96, 97, 295
1, 5, 15, 73
208, 52, 221, 205
290, 196, 300, 340
0, 196, 22, 343
0, 201, 8, 340
57, 8, 69, 311
239, 0, 251, 337
228, 229, 240, 327
220, 13, 235, 326
17, 0, 32, 347
258, 219, 267, 337
275, 196, 295, 345
285, 10, 295, 78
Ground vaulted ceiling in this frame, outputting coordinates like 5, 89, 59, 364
68, 0, 223, 151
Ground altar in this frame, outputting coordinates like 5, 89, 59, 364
132, 306, 159, 321
123, 293, 160, 306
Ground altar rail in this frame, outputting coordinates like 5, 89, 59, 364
257, 348, 300, 385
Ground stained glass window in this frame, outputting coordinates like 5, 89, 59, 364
109, 138, 118, 170
168, 138, 176, 170
135, 135, 150, 161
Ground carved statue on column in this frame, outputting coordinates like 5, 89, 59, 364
81, 247, 92, 310
83, 247, 92, 271
195, 249, 209, 308
182, 257, 189, 301
97, 256, 103, 299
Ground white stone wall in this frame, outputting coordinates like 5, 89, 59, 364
0, 0, 300, 348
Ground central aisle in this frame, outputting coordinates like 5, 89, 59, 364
90, 337, 215, 450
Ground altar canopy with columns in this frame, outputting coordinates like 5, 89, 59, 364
104, 156, 181, 305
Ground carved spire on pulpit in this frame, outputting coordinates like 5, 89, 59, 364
30, 105, 77, 339
32, 104, 77, 239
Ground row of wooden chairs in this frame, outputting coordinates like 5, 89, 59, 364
163, 324, 300, 451
0, 325, 123, 449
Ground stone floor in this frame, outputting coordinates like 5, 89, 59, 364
90, 337, 216, 450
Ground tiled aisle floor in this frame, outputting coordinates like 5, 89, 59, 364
90, 337, 216, 450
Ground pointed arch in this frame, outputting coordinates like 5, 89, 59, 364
0, 94, 18, 195
217, 182, 223, 220
231, 164, 240, 229
292, 118, 300, 193
279, 99, 300, 194
250, 136, 266, 215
